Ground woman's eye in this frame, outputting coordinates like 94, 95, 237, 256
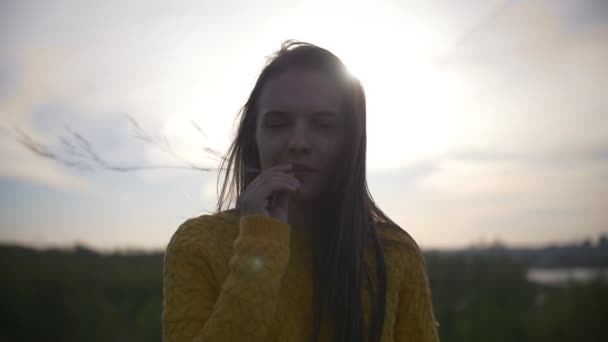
264, 120, 287, 128
314, 120, 336, 128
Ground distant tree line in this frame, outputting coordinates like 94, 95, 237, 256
431, 233, 608, 268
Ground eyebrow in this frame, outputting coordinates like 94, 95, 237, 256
261, 110, 287, 119
311, 111, 340, 118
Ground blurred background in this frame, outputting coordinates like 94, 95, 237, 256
1, 0, 607, 341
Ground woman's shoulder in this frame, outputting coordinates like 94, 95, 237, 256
374, 221, 421, 253
167, 208, 240, 249
374, 221, 430, 282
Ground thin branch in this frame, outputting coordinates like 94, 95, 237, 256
126, 114, 226, 167
190, 119, 208, 138
10, 115, 229, 173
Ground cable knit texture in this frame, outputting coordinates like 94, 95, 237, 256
162, 210, 440, 341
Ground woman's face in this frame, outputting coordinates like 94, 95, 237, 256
256, 69, 347, 201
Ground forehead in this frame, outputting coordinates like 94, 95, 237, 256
257, 70, 344, 115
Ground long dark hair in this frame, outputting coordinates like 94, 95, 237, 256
215, 40, 402, 342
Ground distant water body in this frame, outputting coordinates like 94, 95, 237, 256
527, 268, 608, 286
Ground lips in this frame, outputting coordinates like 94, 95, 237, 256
291, 163, 318, 172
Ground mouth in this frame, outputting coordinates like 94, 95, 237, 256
291, 163, 318, 172
290, 165, 318, 182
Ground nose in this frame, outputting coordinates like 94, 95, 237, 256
287, 122, 311, 153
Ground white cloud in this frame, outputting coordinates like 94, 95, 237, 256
377, 155, 608, 248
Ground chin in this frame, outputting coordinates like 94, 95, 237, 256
290, 188, 319, 202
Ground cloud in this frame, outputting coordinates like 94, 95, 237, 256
0, 29, 240, 188
434, 0, 608, 157
381, 151, 608, 248
0, 61, 17, 103
550, 0, 608, 31
1, 0, 607, 248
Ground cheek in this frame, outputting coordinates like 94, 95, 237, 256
318, 133, 344, 165
256, 135, 283, 167
315, 138, 344, 184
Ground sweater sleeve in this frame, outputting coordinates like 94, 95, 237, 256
393, 245, 440, 342
162, 214, 291, 342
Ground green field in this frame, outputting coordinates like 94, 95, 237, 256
1, 245, 606, 342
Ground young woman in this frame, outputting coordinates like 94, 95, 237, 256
162, 41, 440, 342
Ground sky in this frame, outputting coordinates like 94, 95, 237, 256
1, 0, 607, 250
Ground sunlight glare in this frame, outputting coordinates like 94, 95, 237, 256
341, 48, 459, 170
296, 0, 463, 170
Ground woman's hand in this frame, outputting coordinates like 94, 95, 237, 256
238, 164, 301, 224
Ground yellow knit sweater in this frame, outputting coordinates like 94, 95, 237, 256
162, 210, 440, 341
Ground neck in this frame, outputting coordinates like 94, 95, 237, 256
287, 196, 320, 231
